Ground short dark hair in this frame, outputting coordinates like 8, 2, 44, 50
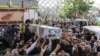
25, 19, 31, 24
91, 35, 97, 40
94, 35, 97, 40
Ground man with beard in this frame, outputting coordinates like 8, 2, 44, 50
24, 19, 33, 43
50, 29, 73, 56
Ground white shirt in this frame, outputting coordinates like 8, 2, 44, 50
11, 49, 19, 56
26, 41, 37, 54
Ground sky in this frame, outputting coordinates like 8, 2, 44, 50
93, 0, 100, 8
94, 0, 100, 4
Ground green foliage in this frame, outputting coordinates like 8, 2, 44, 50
44, 8, 50, 20
60, 0, 94, 18
45, 14, 49, 20
95, 21, 100, 26
38, 11, 41, 16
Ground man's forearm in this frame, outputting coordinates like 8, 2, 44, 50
40, 52, 44, 56
26, 41, 37, 54
52, 44, 60, 53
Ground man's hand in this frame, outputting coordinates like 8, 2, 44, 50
41, 45, 47, 53
73, 44, 78, 52
60, 39, 69, 45
36, 37, 40, 42
50, 52, 56, 56
40, 45, 47, 56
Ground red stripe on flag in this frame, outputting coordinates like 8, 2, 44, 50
42, 28, 44, 37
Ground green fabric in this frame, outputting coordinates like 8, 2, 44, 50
19, 25, 25, 33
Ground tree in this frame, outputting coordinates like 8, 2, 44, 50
60, 0, 94, 18
44, 8, 50, 20
38, 11, 41, 16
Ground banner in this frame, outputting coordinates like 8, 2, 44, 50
24, 9, 38, 23
24, 8, 30, 23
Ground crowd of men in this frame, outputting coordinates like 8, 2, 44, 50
0, 19, 100, 56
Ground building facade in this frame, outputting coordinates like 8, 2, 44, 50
0, 0, 38, 24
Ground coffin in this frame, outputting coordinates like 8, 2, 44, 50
29, 24, 62, 39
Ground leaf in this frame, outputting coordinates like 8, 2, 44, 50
60, 0, 93, 18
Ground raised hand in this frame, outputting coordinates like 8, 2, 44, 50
40, 45, 48, 56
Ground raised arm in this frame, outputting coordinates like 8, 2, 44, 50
26, 37, 40, 54
50, 44, 61, 55
41, 38, 46, 48
40, 45, 48, 56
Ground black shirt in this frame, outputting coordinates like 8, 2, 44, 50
44, 39, 60, 56
24, 26, 32, 42
59, 41, 73, 55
